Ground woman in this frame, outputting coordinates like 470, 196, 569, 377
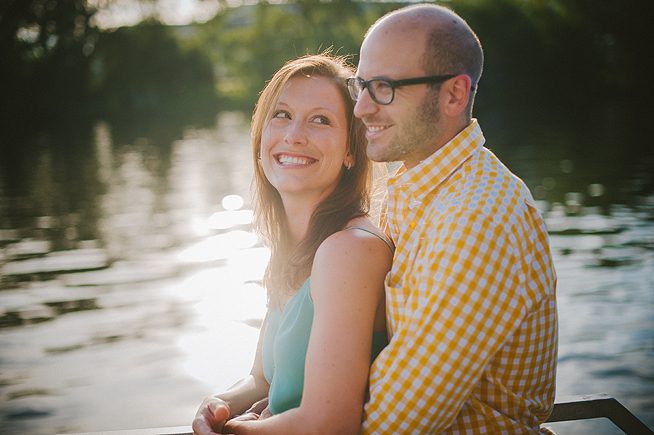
192, 53, 392, 435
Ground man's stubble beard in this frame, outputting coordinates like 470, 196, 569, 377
373, 87, 441, 165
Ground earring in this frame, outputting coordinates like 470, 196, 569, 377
345, 161, 352, 170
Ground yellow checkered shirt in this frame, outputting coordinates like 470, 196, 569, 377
362, 120, 558, 434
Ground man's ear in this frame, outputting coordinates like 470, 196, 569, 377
440, 74, 472, 117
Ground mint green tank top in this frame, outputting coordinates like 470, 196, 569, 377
262, 279, 388, 415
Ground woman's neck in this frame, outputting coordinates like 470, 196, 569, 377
281, 195, 321, 245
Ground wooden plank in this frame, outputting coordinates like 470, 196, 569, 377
545, 393, 653, 434
66, 426, 192, 435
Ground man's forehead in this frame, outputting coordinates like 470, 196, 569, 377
357, 29, 425, 78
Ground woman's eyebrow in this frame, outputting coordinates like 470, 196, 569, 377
276, 101, 338, 115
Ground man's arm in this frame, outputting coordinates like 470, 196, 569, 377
363, 211, 527, 433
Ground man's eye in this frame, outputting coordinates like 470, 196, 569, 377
373, 81, 392, 92
272, 110, 290, 119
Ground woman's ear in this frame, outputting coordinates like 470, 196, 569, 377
440, 74, 472, 117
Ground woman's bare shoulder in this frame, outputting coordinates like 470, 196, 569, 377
314, 216, 393, 275
311, 217, 391, 302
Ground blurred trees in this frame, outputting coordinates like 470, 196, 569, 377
1, 0, 651, 126
0, 0, 98, 125
0, 0, 218, 130
93, 21, 216, 116
190, 0, 652, 122
194, 1, 397, 108
455, 0, 653, 118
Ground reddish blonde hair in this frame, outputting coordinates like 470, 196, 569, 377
250, 53, 369, 305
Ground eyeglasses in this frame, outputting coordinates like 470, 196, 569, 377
346, 74, 457, 105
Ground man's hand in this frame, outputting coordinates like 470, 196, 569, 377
192, 397, 231, 435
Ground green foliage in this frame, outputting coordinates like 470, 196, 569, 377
454, 0, 653, 111
191, 0, 652, 116
2, 0, 650, 130
0, 0, 98, 124
93, 20, 217, 116
0, 1, 218, 129
195, 1, 398, 108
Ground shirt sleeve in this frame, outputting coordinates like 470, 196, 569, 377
362, 210, 529, 434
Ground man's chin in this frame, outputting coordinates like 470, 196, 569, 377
366, 141, 400, 164
365, 141, 388, 163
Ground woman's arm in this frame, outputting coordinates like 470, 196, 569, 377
225, 229, 392, 434
192, 313, 272, 435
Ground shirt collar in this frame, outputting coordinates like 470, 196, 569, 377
388, 119, 485, 199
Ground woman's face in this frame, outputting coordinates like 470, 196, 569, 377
260, 75, 351, 204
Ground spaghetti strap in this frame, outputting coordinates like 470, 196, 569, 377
345, 226, 395, 254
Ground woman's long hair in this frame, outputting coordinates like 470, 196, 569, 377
250, 53, 369, 306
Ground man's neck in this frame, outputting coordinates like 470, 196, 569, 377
403, 118, 473, 169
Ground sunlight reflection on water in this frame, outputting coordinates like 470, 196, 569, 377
177, 230, 258, 263
176, 267, 268, 388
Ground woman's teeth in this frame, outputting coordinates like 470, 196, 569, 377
277, 154, 315, 165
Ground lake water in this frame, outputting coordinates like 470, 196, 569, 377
1, 111, 652, 434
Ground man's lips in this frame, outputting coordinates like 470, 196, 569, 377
364, 124, 392, 138
274, 152, 317, 166
367, 125, 390, 132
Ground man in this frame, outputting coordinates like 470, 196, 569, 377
348, 4, 558, 433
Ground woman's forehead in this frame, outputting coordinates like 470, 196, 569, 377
277, 75, 346, 114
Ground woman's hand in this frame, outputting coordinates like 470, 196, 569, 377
222, 398, 273, 434
192, 396, 231, 435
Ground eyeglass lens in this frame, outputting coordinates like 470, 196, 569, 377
369, 80, 393, 104
348, 78, 394, 105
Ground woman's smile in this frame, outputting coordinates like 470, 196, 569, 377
274, 152, 318, 167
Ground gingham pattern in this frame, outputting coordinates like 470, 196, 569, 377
363, 120, 558, 434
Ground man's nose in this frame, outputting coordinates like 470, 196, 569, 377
353, 88, 378, 119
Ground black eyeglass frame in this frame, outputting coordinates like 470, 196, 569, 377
346, 74, 458, 105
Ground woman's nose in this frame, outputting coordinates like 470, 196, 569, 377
284, 120, 308, 146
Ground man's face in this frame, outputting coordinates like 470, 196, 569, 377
354, 27, 443, 168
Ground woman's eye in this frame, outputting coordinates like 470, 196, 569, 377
312, 115, 330, 125
272, 110, 290, 119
